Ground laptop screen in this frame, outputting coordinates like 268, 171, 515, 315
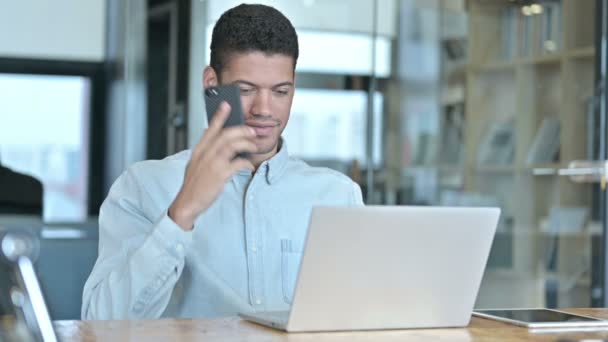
0, 227, 57, 342
0, 259, 34, 341
1, 262, 17, 317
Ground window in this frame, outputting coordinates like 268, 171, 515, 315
283, 89, 383, 166
0, 73, 91, 222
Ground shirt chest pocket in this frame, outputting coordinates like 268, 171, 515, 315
281, 239, 303, 304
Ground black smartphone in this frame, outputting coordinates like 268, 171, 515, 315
204, 84, 246, 128
204, 84, 249, 158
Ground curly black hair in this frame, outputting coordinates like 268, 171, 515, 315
210, 4, 299, 76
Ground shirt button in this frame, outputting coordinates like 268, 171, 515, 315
176, 243, 184, 253
251, 246, 257, 253
249, 194, 254, 201
255, 299, 262, 305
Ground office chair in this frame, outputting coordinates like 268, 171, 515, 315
0, 165, 43, 216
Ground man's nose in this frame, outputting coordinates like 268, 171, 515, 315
251, 89, 272, 116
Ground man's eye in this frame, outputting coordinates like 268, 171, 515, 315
274, 89, 289, 95
240, 88, 254, 94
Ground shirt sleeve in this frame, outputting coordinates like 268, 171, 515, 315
81, 167, 193, 320
350, 182, 364, 206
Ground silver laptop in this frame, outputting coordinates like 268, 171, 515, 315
239, 205, 500, 332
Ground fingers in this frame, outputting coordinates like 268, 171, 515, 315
208, 102, 231, 134
193, 102, 231, 157
207, 125, 256, 157
218, 125, 256, 145
217, 140, 258, 160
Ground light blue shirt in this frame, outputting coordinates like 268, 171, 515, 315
82, 142, 363, 319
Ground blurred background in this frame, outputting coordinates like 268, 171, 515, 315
0, 0, 607, 320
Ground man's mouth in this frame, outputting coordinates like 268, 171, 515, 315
247, 122, 278, 137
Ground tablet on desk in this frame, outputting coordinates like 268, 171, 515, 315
473, 308, 608, 329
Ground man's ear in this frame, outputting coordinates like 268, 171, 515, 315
203, 66, 219, 89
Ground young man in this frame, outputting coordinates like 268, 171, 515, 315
82, 4, 363, 320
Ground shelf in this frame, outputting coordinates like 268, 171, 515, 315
470, 48, 593, 71
441, 84, 465, 104
544, 272, 591, 289
538, 228, 601, 237
445, 64, 467, 76
404, 165, 464, 172
566, 46, 595, 59
484, 268, 536, 279
537, 219, 602, 237
438, 164, 464, 172
520, 54, 563, 66
470, 60, 517, 72
475, 165, 516, 173
525, 163, 562, 176
465, 0, 597, 309
525, 163, 561, 169
405, 165, 438, 171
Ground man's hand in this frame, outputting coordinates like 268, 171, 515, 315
168, 102, 257, 230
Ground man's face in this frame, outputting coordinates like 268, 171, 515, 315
217, 52, 295, 159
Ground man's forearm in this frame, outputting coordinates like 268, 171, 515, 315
82, 213, 192, 320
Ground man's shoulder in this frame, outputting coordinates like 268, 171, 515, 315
116, 150, 191, 190
128, 150, 191, 175
285, 157, 356, 187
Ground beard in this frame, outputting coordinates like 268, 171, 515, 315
246, 116, 283, 155
253, 134, 281, 155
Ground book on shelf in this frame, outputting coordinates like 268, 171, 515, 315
500, 7, 519, 60
440, 103, 465, 165
439, 190, 513, 236
412, 132, 437, 166
520, 10, 535, 57
517, 1, 562, 58
439, 190, 500, 207
525, 117, 560, 165
544, 206, 589, 235
521, 6, 549, 58
443, 38, 467, 62
542, 206, 589, 272
540, 1, 562, 55
476, 120, 515, 165
442, 38, 468, 75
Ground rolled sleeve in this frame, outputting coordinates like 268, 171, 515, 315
82, 166, 193, 320
130, 211, 193, 315
351, 182, 364, 206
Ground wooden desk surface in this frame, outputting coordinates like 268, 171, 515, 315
54, 308, 608, 341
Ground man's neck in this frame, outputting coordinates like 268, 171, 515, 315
249, 146, 278, 170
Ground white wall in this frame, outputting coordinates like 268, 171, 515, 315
207, 0, 397, 37
188, 0, 208, 148
0, 0, 106, 61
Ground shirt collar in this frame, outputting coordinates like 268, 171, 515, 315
264, 138, 289, 184
236, 137, 289, 185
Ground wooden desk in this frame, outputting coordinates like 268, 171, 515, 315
55, 309, 608, 341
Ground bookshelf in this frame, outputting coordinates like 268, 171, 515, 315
465, 0, 596, 308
